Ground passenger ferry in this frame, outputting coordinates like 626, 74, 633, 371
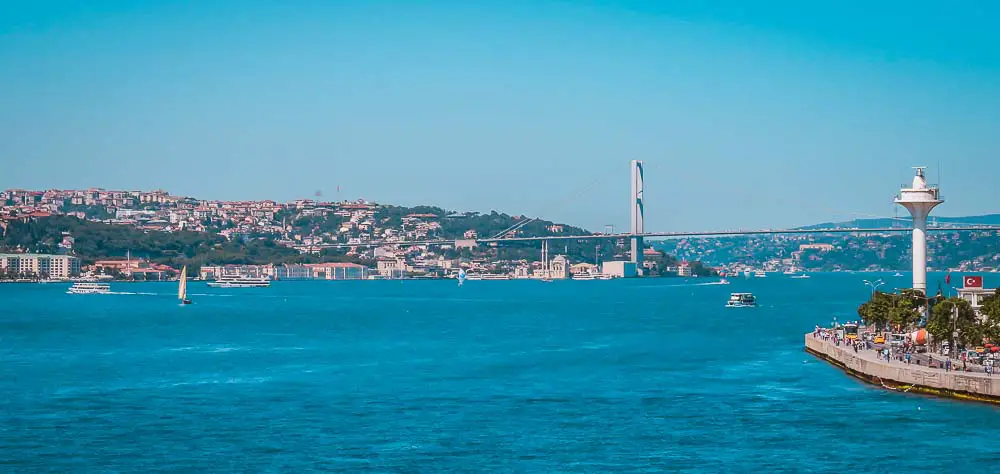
753, 270, 767, 278
67, 282, 112, 294
726, 292, 757, 308
572, 272, 597, 281
207, 275, 271, 288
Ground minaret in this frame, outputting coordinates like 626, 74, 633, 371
894, 167, 943, 294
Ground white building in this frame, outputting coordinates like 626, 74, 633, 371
200, 264, 274, 280
0, 253, 81, 279
308, 263, 371, 280
274, 264, 312, 280
677, 262, 692, 277
377, 258, 406, 279
957, 276, 996, 317
602, 261, 637, 278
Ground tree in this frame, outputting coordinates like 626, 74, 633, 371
858, 291, 892, 330
980, 291, 1000, 343
928, 297, 978, 353
887, 289, 923, 331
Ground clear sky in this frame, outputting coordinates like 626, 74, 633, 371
2, 1, 998, 232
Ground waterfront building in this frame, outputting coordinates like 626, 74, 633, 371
677, 261, 692, 277
377, 258, 406, 279
533, 255, 570, 279
602, 261, 637, 278
0, 253, 80, 279
306, 263, 370, 280
200, 264, 274, 280
569, 263, 599, 275
94, 258, 175, 279
273, 264, 310, 280
956, 275, 996, 318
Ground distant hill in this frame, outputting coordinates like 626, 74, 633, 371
795, 214, 1000, 230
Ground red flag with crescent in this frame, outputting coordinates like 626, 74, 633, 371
945, 273, 951, 285
964, 276, 983, 288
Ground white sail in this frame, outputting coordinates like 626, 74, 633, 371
178, 266, 188, 300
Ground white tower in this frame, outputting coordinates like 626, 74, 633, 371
630, 160, 644, 272
894, 167, 942, 294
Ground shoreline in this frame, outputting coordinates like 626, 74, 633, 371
805, 333, 1000, 405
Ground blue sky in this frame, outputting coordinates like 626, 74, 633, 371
1, 1, 998, 232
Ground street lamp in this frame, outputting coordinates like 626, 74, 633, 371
863, 279, 885, 298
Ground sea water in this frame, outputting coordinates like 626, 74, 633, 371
2, 273, 997, 471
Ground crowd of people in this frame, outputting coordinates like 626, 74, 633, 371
813, 324, 996, 376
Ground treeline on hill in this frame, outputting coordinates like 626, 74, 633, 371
662, 231, 1000, 271
375, 206, 590, 239
376, 206, 624, 264
376, 206, 714, 275
0, 216, 364, 270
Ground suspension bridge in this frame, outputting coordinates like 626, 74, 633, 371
325, 161, 999, 262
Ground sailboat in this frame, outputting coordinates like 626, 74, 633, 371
457, 268, 467, 286
178, 265, 192, 305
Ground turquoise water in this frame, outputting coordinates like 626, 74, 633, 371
3, 274, 998, 472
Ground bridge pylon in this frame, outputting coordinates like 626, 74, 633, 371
630, 160, 644, 273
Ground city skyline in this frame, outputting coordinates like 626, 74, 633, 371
2, 1, 998, 232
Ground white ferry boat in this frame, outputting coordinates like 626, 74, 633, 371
726, 292, 757, 308
67, 282, 112, 294
207, 275, 271, 288
572, 273, 597, 281
754, 270, 767, 278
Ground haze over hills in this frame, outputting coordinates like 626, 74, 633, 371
660, 214, 1000, 273
795, 214, 1000, 230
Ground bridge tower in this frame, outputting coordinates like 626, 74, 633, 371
630, 160, 644, 272
894, 167, 942, 294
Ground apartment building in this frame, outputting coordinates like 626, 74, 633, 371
0, 253, 81, 279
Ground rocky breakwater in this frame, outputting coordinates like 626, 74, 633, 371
805, 333, 1000, 405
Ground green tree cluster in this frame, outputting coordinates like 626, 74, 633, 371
856, 290, 922, 331
0, 216, 365, 272
927, 297, 979, 350
980, 292, 1000, 343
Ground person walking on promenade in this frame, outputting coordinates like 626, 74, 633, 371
945, 359, 951, 372
905, 353, 911, 364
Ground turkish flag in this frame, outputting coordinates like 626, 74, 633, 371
946, 273, 951, 284
964, 275, 984, 288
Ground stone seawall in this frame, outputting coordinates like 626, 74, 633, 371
804, 333, 1000, 405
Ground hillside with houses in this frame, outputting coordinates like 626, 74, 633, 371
2, 188, 697, 279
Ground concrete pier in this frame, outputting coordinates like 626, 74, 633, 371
805, 334, 1000, 404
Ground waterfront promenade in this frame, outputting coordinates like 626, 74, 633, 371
805, 333, 1000, 404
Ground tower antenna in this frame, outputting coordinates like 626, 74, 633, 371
937, 157, 941, 188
